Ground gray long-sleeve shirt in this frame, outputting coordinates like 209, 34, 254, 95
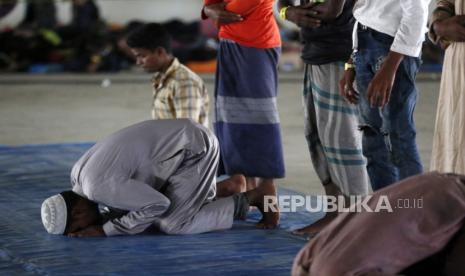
70, 119, 222, 236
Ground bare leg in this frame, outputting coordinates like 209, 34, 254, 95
292, 182, 343, 236
246, 177, 258, 191
216, 174, 246, 197
246, 178, 279, 229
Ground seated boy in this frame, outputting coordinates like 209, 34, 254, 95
127, 23, 209, 127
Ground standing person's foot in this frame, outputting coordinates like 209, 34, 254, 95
216, 174, 246, 197
291, 212, 337, 237
246, 181, 279, 229
291, 182, 344, 237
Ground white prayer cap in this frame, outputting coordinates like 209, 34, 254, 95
41, 194, 68, 235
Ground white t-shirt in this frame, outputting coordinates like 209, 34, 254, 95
353, 0, 431, 57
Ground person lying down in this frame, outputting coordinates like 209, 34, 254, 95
40, 119, 279, 237
292, 172, 465, 276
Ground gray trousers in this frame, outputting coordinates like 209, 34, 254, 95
156, 128, 236, 234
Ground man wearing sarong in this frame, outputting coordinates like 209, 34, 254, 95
278, 0, 370, 235
202, 1, 285, 226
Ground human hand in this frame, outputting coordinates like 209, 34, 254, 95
367, 66, 396, 108
339, 67, 359, 104
433, 15, 465, 48
68, 225, 106, 238
366, 51, 404, 108
204, 3, 243, 24
285, 3, 321, 28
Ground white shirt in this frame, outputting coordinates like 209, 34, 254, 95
352, 0, 431, 57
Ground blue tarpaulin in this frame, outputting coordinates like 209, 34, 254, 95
0, 143, 323, 275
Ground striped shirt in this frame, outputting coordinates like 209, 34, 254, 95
151, 58, 209, 127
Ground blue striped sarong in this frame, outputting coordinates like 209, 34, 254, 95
303, 63, 369, 195
214, 40, 285, 178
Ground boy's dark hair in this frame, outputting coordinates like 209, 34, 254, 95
126, 23, 172, 54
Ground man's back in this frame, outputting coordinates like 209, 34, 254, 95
70, 119, 208, 199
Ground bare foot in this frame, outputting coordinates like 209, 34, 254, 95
291, 182, 343, 236
216, 174, 246, 197
292, 212, 337, 237
246, 181, 279, 229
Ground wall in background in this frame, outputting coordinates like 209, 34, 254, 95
0, 1, 438, 30
0, 0, 204, 28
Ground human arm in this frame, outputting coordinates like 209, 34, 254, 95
202, 0, 243, 24
279, 0, 347, 26
278, 0, 321, 28
82, 177, 171, 236
305, 0, 347, 21
390, 0, 430, 57
367, 0, 430, 107
68, 225, 106, 238
429, 0, 465, 49
339, 57, 359, 104
367, 51, 404, 108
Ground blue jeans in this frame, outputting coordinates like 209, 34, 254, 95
354, 26, 423, 190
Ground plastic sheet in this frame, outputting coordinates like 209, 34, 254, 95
0, 143, 324, 275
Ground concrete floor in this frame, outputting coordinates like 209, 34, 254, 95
0, 73, 440, 195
